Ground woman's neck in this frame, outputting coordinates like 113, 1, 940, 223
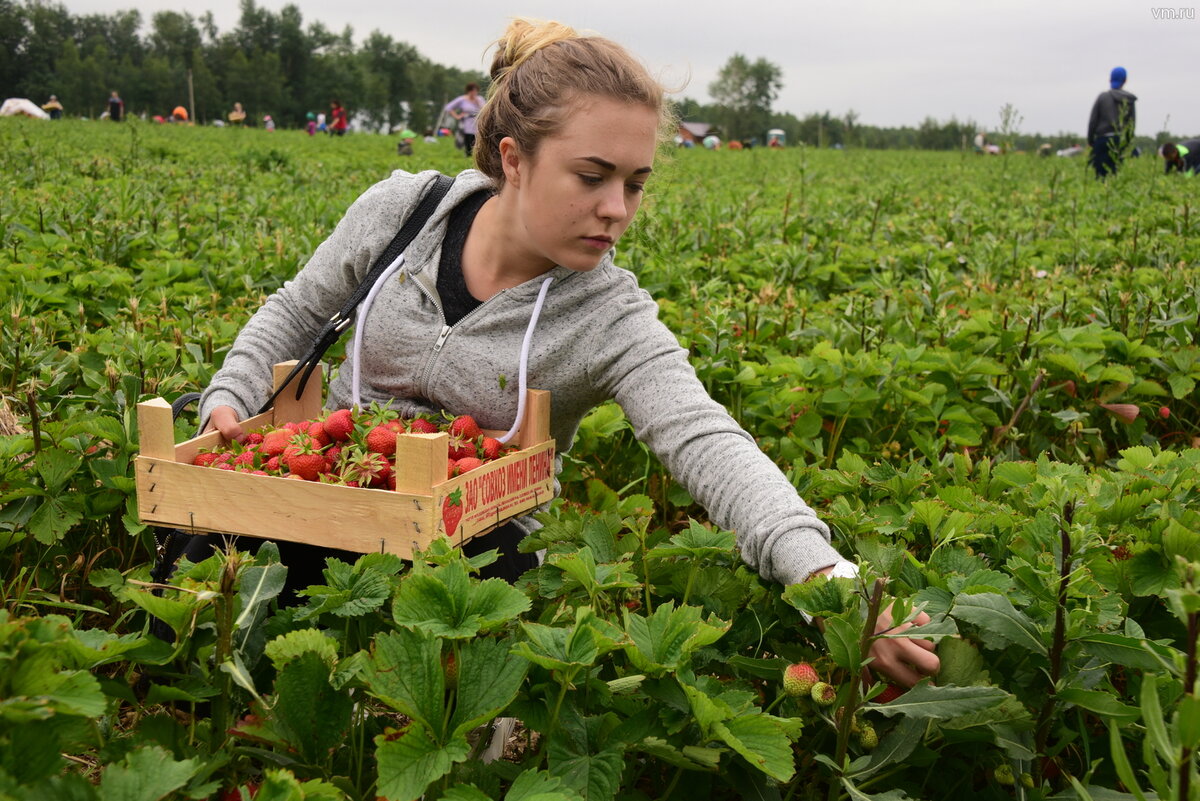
460, 191, 555, 300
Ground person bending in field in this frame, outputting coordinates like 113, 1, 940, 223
197, 18, 939, 688
1162, 139, 1200, 177
1087, 66, 1136, 178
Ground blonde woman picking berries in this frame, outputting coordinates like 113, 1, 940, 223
195, 18, 938, 685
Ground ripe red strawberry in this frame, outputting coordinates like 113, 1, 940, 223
455, 457, 484, 474
480, 437, 502, 460
875, 683, 906, 704
365, 425, 397, 456
282, 421, 302, 433
264, 456, 281, 473
810, 681, 837, 706
232, 450, 257, 467
245, 432, 265, 445
306, 420, 331, 447
323, 408, 354, 442
260, 429, 293, 458
442, 488, 464, 537
283, 442, 329, 482
409, 417, 438, 434
193, 451, 221, 467
782, 663, 820, 697
450, 415, 482, 440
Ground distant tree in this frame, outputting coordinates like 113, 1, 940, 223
708, 54, 782, 142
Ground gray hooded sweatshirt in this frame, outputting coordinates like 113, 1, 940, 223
199, 168, 843, 586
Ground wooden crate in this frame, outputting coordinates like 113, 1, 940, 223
134, 361, 555, 559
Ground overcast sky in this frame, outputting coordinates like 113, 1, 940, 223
62, 0, 1200, 137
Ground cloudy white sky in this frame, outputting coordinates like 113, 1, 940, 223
63, 0, 1200, 137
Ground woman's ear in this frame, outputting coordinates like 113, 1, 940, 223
499, 136, 522, 188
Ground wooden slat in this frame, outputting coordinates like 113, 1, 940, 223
174, 409, 275, 464
518, 389, 552, 450
135, 456, 436, 558
394, 432, 449, 494
137, 399, 176, 461
273, 360, 323, 424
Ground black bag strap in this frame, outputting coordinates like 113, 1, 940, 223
258, 173, 455, 414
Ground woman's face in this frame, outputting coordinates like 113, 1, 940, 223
502, 97, 658, 273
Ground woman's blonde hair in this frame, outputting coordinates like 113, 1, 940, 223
474, 19, 674, 183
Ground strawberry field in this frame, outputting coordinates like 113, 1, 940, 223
2, 118, 1199, 801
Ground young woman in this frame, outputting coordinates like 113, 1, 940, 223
199, 19, 938, 687
443, 82, 484, 155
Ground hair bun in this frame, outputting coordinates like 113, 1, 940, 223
490, 18, 578, 83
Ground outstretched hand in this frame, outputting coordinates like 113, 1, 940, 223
868, 603, 940, 687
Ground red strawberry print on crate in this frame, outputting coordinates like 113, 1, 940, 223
442, 488, 464, 537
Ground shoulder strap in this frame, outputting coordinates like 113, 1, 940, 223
259, 172, 454, 414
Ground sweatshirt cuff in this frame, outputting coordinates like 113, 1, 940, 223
198, 388, 251, 430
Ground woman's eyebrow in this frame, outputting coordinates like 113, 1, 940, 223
579, 155, 653, 175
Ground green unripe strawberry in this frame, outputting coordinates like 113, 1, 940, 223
1019, 772, 1034, 789
857, 725, 879, 750
810, 681, 837, 706
993, 764, 1015, 785
782, 662, 820, 697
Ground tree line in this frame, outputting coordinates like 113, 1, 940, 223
1, 0, 485, 132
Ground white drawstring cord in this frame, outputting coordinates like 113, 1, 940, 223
351, 266, 553, 443
498, 275, 555, 444
351, 253, 406, 409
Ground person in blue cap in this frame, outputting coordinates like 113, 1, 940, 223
1087, 66, 1137, 178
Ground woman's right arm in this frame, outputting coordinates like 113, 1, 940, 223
198, 174, 424, 427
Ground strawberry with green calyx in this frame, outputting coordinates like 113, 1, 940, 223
409, 417, 438, 434
193, 450, 221, 467
260, 429, 292, 458
480, 437, 503, 460
342, 449, 388, 487
810, 681, 837, 706
442, 488, 464, 537
283, 440, 329, 482
448, 414, 483, 460
323, 408, 354, 442
245, 431, 265, 445
306, 420, 331, 447
782, 663, 820, 697
365, 425, 398, 456
993, 764, 1015, 786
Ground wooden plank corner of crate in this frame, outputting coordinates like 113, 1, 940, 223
273, 359, 323, 423
136, 397, 175, 461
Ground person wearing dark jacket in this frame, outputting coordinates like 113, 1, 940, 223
1162, 139, 1200, 177
1087, 66, 1137, 178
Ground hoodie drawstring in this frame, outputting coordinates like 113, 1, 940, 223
351, 266, 555, 445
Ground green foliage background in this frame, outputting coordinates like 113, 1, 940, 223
0, 118, 1199, 800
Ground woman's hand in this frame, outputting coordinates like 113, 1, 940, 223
203, 405, 245, 443
868, 603, 940, 687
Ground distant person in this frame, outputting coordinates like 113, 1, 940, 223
306, 111, 317, 136
316, 111, 327, 133
1057, 144, 1085, 157
396, 128, 416, 156
228, 102, 247, 126
767, 135, 783, 149
171, 105, 189, 123
263, 114, 275, 132
329, 100, 348, 136
423, 128, 437, 144
1162, 139, 1200, 177
1087, 66, 1136, 178
41, 95, 63, 120
107, 91, 124, 122
443, 82, 484, 155
702, 134, 721, 150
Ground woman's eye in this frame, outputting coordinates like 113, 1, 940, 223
579, 174, 602, 185
627, 183, 646, 194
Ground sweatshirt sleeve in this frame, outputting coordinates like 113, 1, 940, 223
587, 286, 844, 586
198, 172, 431, 423
1087, 95, 1100, 145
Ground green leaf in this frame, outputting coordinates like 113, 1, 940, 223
1178, 693, 1200, 750
28, 496, 84, 545
840, 778, 919, 800
647, 522, 736, 560
264, 629, 338, 670
623, 602, 729, 674
1107, 721, 1148, 801
935, 637, 988, 687
866, 681, 1008, 719
782, 575, 856, 618
442, 787, 492, 801
97, 746, 201, 801
10, 665, 106, 718
1139, 674, 1173, 765
273, 651, 353, 765
992, 461, 1035, 488
1079, 634, 1179, 672
116, 588, 198, 640
862, 717, 925, 776
235, 560, 288, 628
363, 628, 444, 731
35, 448, 82, 493
391, 562, 530, 639
375, 727, 469, 801
221, 652, 264, 705
547, 715, 625, 801
450, 637, 529, 739
1057, 689, 1139, 724
823, 614, 864, 672
949, 593, 1047, 655
505, 769, 585, 801
713, 713, 796, 782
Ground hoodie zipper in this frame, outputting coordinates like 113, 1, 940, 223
412, 270, 508, 394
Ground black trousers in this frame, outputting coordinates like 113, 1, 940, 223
1090, 134, 1121, 178
180, 522, 537, 606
